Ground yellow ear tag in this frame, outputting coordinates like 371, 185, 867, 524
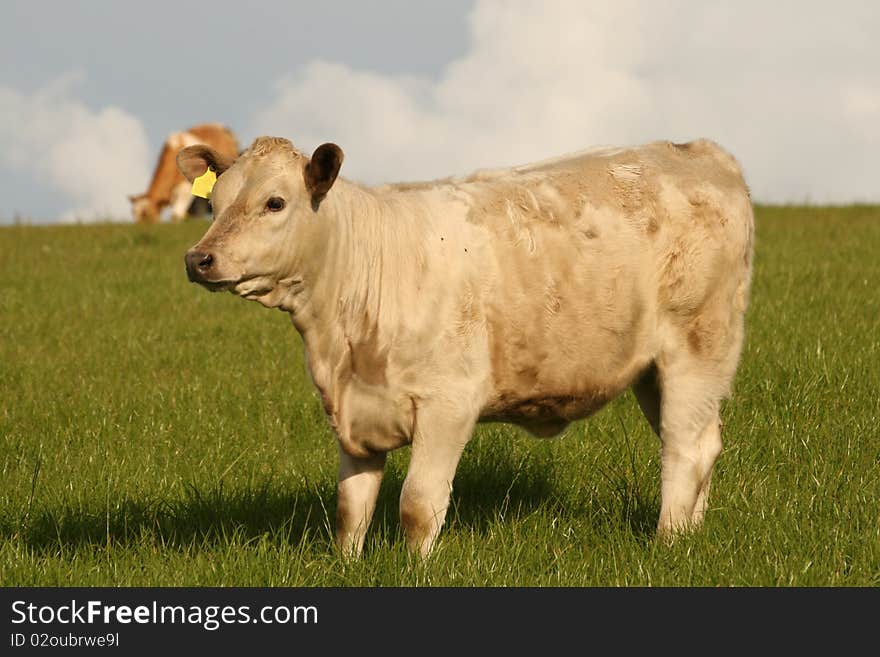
191, 167, 217, 199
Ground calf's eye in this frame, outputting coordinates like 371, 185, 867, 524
266, 197, 286, 212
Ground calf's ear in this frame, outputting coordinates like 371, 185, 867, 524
304, 143, 344, 202
177, 145, 235, 182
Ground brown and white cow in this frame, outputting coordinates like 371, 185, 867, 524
178, 136, 754, 557
129, 123, 239, 223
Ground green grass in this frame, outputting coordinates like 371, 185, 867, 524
1, 206, 879, 586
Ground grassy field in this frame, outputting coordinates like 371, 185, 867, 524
1, 206, 878, 586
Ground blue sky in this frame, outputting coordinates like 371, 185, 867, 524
2, 1, 878, 222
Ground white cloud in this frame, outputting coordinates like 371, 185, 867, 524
251, 0, 880, 204
0, 72, 151, 221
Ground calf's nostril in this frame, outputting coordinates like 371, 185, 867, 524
184, 250, 215, 282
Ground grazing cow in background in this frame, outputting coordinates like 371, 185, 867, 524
179, 136, 754, 557
129, 123, 239, 223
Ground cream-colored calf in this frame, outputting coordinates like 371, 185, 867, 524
179, 136, 754, 557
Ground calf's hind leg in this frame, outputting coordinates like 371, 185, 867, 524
690, 416, 722, 525
632, 364, 722, 528
656, 371, 726, 535
653, 284, 745, 535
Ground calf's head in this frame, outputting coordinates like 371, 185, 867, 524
129, 194, 159, 223
177, 136, 343, 308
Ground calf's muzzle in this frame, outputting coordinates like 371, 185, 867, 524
185, 249, 215, 283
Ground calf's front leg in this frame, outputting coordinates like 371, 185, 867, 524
169, 181, 193, 222
336, 448, 386, 558
399, 405, 475, 557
